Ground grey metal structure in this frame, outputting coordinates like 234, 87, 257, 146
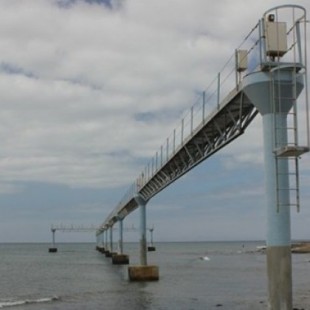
98, 57, 258, 231
97, 4, 308, 233
51, 224, 99, 233
97, 4, 309, 306
51, 224, 139, 234
98, 91, 257, 230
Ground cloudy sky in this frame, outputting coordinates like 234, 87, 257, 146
0, 0, 309, 243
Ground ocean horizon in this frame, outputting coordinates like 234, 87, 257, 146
0, 241, 309, 309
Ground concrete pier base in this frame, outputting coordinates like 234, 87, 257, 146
106, 251, 117, 258
96, 246, 106, 253
267, 246, 292, 310
112, 254, 129, 265
128, 265, 159, 281
48, 248, 58, 253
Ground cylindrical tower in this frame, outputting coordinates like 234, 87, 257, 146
244, 66, 304, 309
241, 5, 309, 308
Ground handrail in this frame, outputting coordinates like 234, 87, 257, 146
97, 5, 308, 234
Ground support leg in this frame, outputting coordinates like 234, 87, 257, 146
96, 232, 106, 253
128, 195, 159, 281
119, 219, 123, 254
263, 114, 292, 309
140, 202, 147, 266
112, 219, 129, 265
105, 230, 108, 251
49, 229, 58, 253
109, 226, 113, 253
105, 227, 114, 257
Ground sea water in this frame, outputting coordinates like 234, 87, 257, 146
0, 242, 309, 309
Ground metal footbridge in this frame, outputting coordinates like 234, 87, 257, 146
99, 40, 260, 229
95, 5, 309, 308
105, 81, 258, 224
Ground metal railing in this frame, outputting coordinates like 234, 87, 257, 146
98, 4, 309, 232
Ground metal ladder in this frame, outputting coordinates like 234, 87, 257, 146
271, 67, 307, 212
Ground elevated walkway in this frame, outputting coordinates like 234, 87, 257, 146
103, 87, 258, 227
96, 5, 310, 303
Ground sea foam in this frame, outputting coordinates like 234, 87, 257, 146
0, 296, 59, 308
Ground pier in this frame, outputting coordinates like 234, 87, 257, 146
48, 224, 99, 253
95, 5, 309, 309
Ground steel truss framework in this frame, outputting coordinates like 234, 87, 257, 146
98, 4, 309, 234
139, 91, 257, 202
102, 89, 258, 228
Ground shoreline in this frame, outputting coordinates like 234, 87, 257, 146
291, 242, 310, 254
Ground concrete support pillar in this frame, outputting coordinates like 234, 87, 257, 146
101, 232, 104, 248
96, 232, 106, 253
95, 234, 99, 251
104, 229, 112, 256
112, 219, 129, 265
109, 226, 113, 253
106, 226, 117, 258
243, 67, 304, 310
263, 114, 292, 309
140, 201, 147, 266
105, 230, 108, 250
118, 220, 123, 254
96, 235, 99, 246
128, 195, 159, 281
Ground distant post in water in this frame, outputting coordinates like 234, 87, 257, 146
48, 227, 58, 253
148, 227, 156, 252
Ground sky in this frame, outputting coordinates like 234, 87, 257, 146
0, 0, 309, 243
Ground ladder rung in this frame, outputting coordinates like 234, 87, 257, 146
274, 146, 310, 157
273, 93, 296, 97
274, 97, 296, 100
277, 204, 299, 207
275, 127, 296, 130
275, 149, 298, 153
277, 173, 298, 176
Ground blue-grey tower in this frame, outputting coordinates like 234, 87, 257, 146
95, 4, 308, 305
243, 5, 309, 309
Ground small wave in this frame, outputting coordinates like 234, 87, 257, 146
0, 296, 59, 308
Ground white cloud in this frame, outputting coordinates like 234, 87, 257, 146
0, 0, 309, 228
1, 0, 223, 189
0, 1, 308, 189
